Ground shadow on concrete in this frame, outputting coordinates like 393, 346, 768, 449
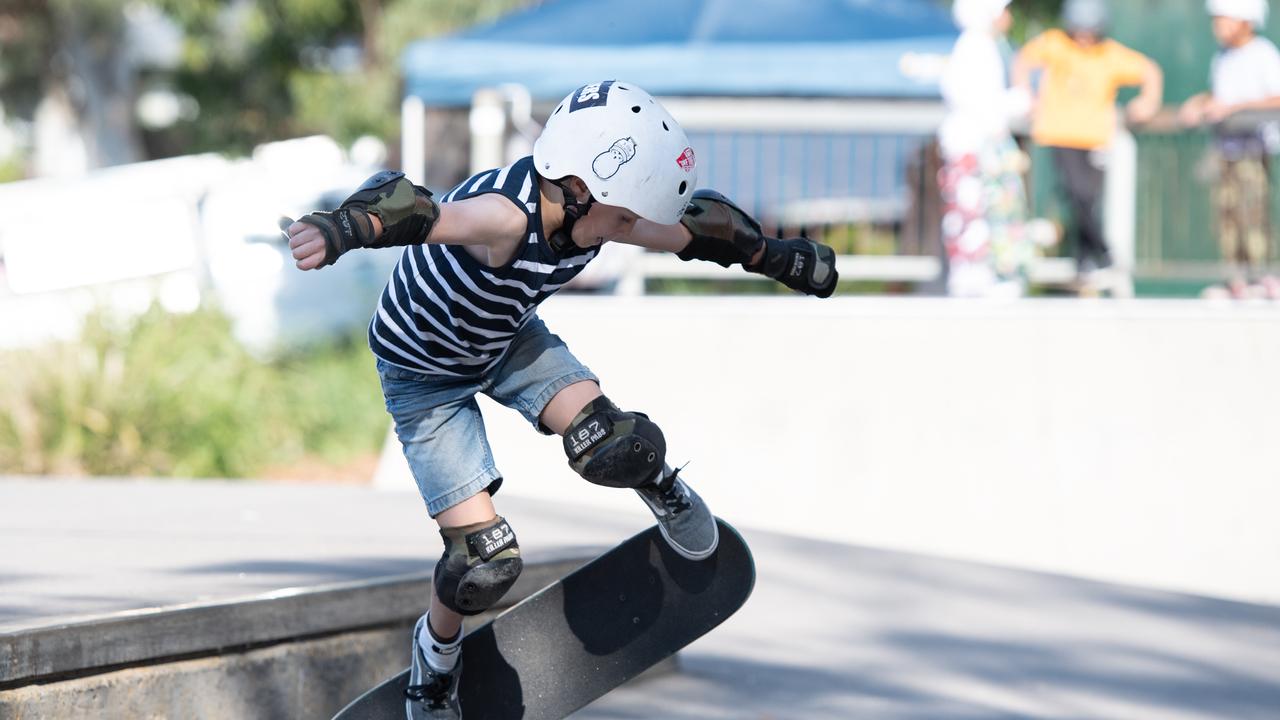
579, 525, 1280, 720
880, 630, 1280, 719
1074, 583, 1280, 633
575, 653, 1032, 720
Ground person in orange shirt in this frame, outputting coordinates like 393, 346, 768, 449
1013, 0, 1163, 279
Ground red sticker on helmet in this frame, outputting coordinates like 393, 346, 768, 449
676, 147, 696, 172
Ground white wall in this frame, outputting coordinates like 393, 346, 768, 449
376, 296, 1280, 605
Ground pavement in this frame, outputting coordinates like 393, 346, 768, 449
3, 476, 1279, 719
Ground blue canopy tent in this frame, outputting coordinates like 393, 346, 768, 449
400, 0, 960, 226
402, 0, 959, 105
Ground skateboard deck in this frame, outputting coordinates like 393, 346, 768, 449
332, 518, 755, 719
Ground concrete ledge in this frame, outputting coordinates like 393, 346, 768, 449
0, 627, 678, 720
1, 550, 593, 688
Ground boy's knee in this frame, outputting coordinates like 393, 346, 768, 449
434, 516, 522, 615
562, 395, 666, 489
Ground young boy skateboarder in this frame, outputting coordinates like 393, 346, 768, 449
285, 81, 838, 718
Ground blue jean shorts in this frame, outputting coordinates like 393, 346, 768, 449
375, 315, 598, 517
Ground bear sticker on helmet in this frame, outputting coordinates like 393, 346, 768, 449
592, 137, 637, 179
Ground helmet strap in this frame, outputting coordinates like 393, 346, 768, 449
549, 179, 596, 254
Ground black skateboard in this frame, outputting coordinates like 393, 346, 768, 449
332, 518, 755, 719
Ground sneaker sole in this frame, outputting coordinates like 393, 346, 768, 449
406, 616, 425, 720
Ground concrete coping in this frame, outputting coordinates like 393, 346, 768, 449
0, 549, 598, 688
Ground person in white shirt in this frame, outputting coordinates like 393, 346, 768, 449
1180, 0, 1280, 298
939, 0, 1047, 297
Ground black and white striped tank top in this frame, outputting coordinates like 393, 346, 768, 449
367, 156, 600, 376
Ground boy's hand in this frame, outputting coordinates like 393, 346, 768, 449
750, 237, 839, 298
285, 208, 378, 270
284, 172, 440, 271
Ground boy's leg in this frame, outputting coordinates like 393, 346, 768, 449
1218, 158, 1243, 261
539, 379, 603, 434
546, 383, 718, 559
377, 360, 521, 718
428, 492, 499, 640
486, 317, 717, 560
1053, 147, 1110, 270
1238, 154, 1270, 279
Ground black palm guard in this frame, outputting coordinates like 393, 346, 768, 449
296, 208, 378, 268
756, 237, 839, 298
298, 171, 441, 267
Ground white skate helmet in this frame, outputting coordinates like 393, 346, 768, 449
1207, 0, 1268, 27
534, 81, 698, 225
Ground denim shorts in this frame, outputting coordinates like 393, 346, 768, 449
375, 315, 598, 517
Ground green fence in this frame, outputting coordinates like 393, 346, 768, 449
1029, 128, 1280, 293
1133, 131, 1218, 270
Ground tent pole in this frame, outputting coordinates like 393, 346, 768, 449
401, 94, 426, 183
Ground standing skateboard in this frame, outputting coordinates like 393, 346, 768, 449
332, 518, 755, 719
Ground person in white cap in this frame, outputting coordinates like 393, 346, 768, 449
284, 80, 838, 718
939, 0, 1048, 297
1180, 0, 1280, 299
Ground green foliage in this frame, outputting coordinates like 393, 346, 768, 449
147, 0, 535, 154
0, 0, 536, 167
0, 154, 25, 183
289, 69, 400, 144
0, 3, 55, 121
0, 304, 386, 478
1010, 0, 1066, 41
940, 1, 1066, 42
818, 225, 899, 256
379, 0, 534, 51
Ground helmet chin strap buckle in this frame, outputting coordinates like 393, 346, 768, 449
550, 180, 597, 254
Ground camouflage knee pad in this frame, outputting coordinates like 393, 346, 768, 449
434, 516, 522, 616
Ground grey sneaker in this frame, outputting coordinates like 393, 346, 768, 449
634, 466, 719, 560
405, 614, 461, 719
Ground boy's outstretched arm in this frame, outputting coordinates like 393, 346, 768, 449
286, 171, 524, 271
623, 190, 839, 298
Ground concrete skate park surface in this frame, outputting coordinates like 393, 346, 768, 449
2, 478, 1279, 719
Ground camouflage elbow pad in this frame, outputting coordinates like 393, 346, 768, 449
677, 189, 766, 268
340, 170, 440, 249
